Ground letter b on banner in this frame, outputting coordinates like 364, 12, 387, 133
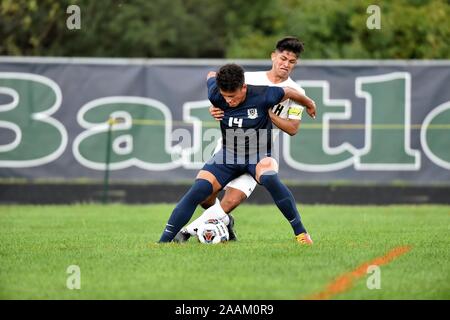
0, 73, 67, 167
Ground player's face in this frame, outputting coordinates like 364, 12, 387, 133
272, 50, 298, 79
220, 85, 247, 107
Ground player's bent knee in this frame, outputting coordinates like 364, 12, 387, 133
196, 170, 222, 192
256, 157, 279, 183
259, 157, 274, 168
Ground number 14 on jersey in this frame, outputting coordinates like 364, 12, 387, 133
228, 117, 243, 128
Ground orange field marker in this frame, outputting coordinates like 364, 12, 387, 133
306, 245, 412, 300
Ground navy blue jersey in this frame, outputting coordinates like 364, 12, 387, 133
207, 77, 285, 158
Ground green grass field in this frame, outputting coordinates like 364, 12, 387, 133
0, 204, 449, 300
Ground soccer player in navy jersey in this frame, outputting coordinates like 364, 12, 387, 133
159, 63, 315, 244
176, 37, 314, 243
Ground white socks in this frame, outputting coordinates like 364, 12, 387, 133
185, 198, 230, 236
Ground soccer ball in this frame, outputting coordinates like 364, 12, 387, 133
196, 219, 229, 244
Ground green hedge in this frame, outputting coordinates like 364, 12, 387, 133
1, 0, 449, 58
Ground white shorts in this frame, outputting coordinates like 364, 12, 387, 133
224, 173, 257, 198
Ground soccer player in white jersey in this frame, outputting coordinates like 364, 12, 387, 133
175, 36, 316, 244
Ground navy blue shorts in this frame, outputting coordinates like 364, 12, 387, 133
201, 150, 260, 188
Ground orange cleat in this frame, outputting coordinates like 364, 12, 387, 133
295, 232, 313, 245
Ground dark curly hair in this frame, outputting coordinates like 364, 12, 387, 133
276, 36, 304, 57
216, 63, 245, 92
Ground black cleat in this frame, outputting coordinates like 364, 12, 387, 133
227, 214, 238, 241
173, 229, 191, 243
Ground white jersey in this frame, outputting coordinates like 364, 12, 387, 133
245, 71, 305, 119
245, 71, 305, 141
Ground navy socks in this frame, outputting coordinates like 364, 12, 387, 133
259, 172, 306, 236
159, 179, 213, 242
159, 173, 305, 241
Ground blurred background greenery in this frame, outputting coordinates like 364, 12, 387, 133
1, 0, 449, 59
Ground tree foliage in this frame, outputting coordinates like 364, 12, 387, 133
1, 0, 448, 59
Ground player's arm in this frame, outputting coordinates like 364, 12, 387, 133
268, 111, 300, 136
206, 72, 226, 109
281, 87, 316, 119
206, 71, 224, 121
